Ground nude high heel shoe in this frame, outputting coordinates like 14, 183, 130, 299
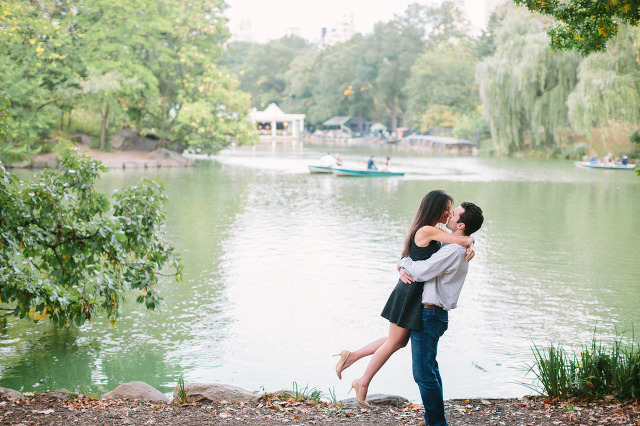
349, 379, 371, 409
333, 350, 350, 380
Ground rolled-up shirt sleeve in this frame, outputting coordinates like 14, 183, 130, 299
398, 244, 459, 282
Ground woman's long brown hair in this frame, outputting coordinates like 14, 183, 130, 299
401, 189, 453, 258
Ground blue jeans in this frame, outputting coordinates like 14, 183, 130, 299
411, 308, 449, 426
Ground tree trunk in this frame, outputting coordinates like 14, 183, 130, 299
390, 97, 398, 131
67, 108, 72, 129
100, 103, 109, 150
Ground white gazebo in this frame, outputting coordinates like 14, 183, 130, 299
248, 103, 305, 137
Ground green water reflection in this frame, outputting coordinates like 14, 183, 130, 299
1, 145, 638, 400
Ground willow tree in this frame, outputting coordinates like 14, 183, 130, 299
568, 25, 640, 135
477, 10, 581, 154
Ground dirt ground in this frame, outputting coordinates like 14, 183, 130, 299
1, 394, 639, 425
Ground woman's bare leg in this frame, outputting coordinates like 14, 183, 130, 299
341, 337, 387, 372
356, 323, 409, 401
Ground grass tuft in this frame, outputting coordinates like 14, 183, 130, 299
526, 327, 640, 402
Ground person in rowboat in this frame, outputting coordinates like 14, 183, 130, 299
334, 189, 475, 408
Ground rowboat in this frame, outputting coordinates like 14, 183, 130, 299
574, 161, 637, 171
331, 167, 405, 177
307, 165, 334, 174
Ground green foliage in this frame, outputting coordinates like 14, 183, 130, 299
0, 0, 256, 162
223, 36, 310, 110
477, 9, 581, 154
527, 329, 640, 401
221, 1, 473, 131
420, 105, 460, 132
0, 1, 79, 155
513, 0, 640, 55
631, 131, 640, 148
568, 25, 640, 135
309, 35, 374, 125
0, 91, 9, 143
454, 110, 490, 142
176, 377, 187, 404
0, 148, 182, 327
291, 382, 323, 404
405, 42, 479, 125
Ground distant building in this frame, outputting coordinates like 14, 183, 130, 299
321, 14, 356, 47
230, 18, 254, 42
284, 27, 302, 38
322, 116, 370, 134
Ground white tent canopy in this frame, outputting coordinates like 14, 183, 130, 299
249, 103, 305, 137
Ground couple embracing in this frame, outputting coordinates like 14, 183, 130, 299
335, 189, 484, 426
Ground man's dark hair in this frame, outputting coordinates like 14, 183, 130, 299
460, 202, 484, 236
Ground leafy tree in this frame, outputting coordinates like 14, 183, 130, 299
0, 91, 8, 143
306, 36, 375, 127
454, 108, 490, 142
477, 10, 581, 154
404, 42, 479, 128
399, 1, 470, 49
477, 12, 502, 58
223, 36, 311, 110
513, 0, 640, 54
567, 25, 640, 134
366, 19, 424, 130
80, 69, 147, 150
1, 0, 256, 161
420, 105, 460, 132
0, 1, 81, 160
0, 148, 182, 327
280, 49, 319, 120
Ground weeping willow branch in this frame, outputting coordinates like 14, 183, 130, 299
568, 25, 640, 135
477, 10, 580, 154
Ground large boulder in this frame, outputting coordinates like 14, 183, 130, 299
111, 129, 159, 152
172, 383, 260, 404
0, 387, 23, 399
146, 148, 195, 167
339, 393, 409, 408
40, 389, 76, 400
70, 133, 92, 145
102, 381, 169, 403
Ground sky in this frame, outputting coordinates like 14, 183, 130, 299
225, 0, 489, 43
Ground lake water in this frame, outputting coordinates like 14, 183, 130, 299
1, 141, 639, 402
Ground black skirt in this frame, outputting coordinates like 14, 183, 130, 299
380, 278, 424, 330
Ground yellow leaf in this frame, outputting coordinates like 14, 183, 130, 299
29, 38, 36, 45
141, 288, 147, 295
109, 319, 116, 328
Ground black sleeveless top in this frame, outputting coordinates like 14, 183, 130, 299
380, 240, 441, 330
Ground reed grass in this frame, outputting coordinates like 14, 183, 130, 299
527, 328, 640, 401
291, 381, 323, 404
175, 376, 187, 404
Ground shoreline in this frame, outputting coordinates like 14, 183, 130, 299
2, 392, 638, 425
2, 146, 195, 170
